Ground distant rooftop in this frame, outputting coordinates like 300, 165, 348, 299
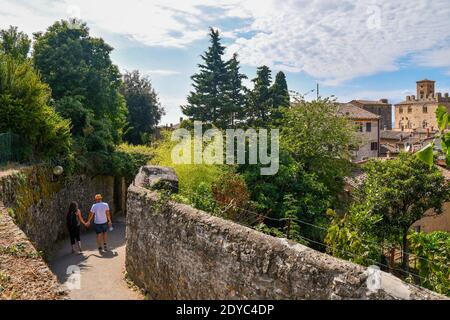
336, 103, 380, 120
350, 99, 390, 105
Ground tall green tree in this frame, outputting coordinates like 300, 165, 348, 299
226, 53, 247, 126
239, 99, 356, 244
360, 153, 449, 271
0, 26, 31, 61
281, 99, 356, 196
0, 53, 72, 164
182, 28, 231, 128
328, 153, 449, 273
271, 71, 290, 107
121, 70, 165, 145
32, 19, 127, 174
246, 66, 273, 126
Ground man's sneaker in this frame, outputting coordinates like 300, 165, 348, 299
98, 247, 103, 253
103, 244, 108, 251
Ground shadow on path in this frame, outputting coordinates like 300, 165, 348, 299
49, 219, 142, 300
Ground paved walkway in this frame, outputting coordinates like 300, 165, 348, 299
49, 220, 142, 300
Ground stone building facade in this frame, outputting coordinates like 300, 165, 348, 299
337, 104, 380, 162
394, 80, 450, 132
349, 99, 392, 130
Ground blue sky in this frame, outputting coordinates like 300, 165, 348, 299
1, 0, 450, 124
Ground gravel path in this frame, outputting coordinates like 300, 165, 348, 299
49, 219, 143, 300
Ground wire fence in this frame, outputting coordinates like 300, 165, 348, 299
0, 131, 29, 164
153, 183, 449, 286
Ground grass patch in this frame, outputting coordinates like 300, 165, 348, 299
149, 130, 229, 207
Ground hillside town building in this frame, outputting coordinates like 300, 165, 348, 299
337, 103, 380, 162
394, 79, 450, 132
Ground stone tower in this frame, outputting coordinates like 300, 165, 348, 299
417, 79, 435, 99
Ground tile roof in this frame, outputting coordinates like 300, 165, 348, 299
336, 103, 380, 120
351, 99, 390, 105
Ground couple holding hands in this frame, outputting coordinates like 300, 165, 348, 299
66, 194, 113, 254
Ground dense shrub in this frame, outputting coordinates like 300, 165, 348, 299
0, 53, 73, 167
409, 231, 450, 296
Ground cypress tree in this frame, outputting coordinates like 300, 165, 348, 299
182, 28, 230, 128
271, 71, 290, 108
226, 53, 247, 126
246, 66, 273, 127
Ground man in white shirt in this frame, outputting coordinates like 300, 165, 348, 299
86, 194, 112, 252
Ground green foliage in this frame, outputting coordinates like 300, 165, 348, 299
0, 53, 73, 166
325, 208, 383, 265
150, 130, 228, 209
189, 182, 218, 213
227, 53, 247, 126
417, 105, 450, 166
271, 72, 290, 107
416, 143, 434, 168
280, 99, 356, 200
361, 153, 448, 241
182, 28, 229, 127
182, 28, 246, 128
0, 26, 30, 61
121, 70, 164, 145
408, 231, 450, 295
246, 66, 273, 127
236, 99, 356, 245
32, 19, 128, 176
328, 153, 449, 274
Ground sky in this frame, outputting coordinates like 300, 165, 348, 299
1, 0, 450, 125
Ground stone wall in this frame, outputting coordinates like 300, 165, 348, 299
0, 167, 114, 257
0, 204, 65, 299
125, 166, 445, 300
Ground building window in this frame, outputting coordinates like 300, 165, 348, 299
408, 106, 412, 113
414, 225, 421, 233
371, 142, 378, 151
355, 123, 363, 132
399, 107, 403, 114
423, 105, 428, 113
366, 122, 372, 132
422, 120, 427, 128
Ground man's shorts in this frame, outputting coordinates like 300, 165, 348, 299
94, 223, 108, 234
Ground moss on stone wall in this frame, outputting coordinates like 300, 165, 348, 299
11, 167, 63, 228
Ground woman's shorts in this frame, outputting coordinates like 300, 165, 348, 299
94, 223, 108, 234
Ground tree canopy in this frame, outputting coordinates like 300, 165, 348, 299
32, 19, 128, 175
121, 70, 165, 145
0, 26, 31, 61
182, 28, 247, 128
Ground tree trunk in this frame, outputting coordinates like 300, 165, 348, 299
401, 231, 409, 273
389, 246, 396, 273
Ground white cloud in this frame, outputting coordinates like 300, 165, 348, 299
227, 0, 450, 85
145, 69, 181, 76
2, 0, 450, 84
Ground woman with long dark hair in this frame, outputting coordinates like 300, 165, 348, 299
66, 202, 87, 253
